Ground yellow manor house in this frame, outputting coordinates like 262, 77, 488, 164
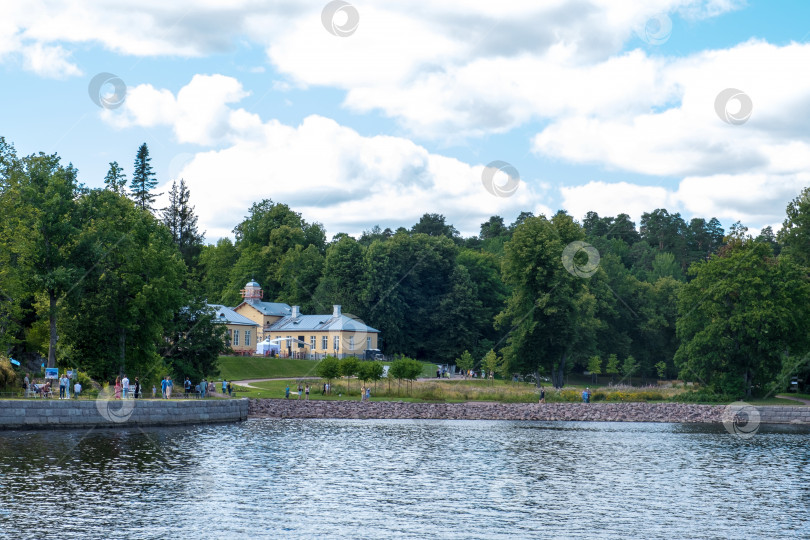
209, 281, 380, 359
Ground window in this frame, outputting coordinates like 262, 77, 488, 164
348, 335, 354, 350
333, 336, 339, 351
310, 336, 316, 349
367, 337, 371, 349
245, 330, 251, 347
322, 336, 327, 350
233, 330, 240, 346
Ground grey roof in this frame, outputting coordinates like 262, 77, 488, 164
208, 304, 260, 326
245, 280, 261, 287
267, 314, 379, 333
238, 301, 292, 316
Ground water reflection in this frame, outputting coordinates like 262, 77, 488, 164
0, 420, 807, 539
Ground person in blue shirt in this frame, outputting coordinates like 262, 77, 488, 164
582, 387, 590, 403
161, 376, 169, 399
285, 385, 290, 399
222, 379, 227, 394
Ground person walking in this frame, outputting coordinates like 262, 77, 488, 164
122, 374, 130, 399
582, 387, 590, 403
285, 385, 290, 399
161, 376, 168, 399
200, 378, 207, 398
539, 386, 545, 404
114, 376, 122, 400
222, 379, 227, 395
365, 387, 371, 401
134, 377, 141, 399
166, 376, 173, 399
184, 377, 191, 396
305, 385, 310, 400
152, 384, 157, 398
227, 381, 233, 396
297, 384, 302, 400
360, 386, 365, 402
59, 374, 66, 399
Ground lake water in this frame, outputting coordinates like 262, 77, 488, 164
0, 419, 808, 539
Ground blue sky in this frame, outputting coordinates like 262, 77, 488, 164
1, 0, 809, 240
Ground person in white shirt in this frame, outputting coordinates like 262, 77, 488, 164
74, 381, 81, 397
122, 375, 130, 398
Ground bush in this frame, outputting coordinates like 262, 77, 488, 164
0, 357, 18, 390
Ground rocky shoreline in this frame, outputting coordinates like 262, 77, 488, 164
248, 399, 810, 424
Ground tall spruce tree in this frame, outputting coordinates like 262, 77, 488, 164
162, 179, 204, 268
130, 143, 159, 211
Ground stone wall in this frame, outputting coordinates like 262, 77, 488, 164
0, 398, 249, 430
249, 399, 810, 424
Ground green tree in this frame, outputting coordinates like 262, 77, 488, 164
4, 151, 82, 368
675, 240, 810, 398
587, 355, 602, 384
276, 244, 324, 312
655, 361, 667, 379
339, 356, 359, 392
316, 356, 341, 390
198, 238, 238, 303
779, 187, 810, 266
482, 349, 502, 384
622, 355, 638, 385
456, 350, 474, 378
357, 360, 384, 390
606, 354, 619, 384
496, 214, 598, 388
130, 143, 159, 211
103, 161, 127, 194
314, 235, 365, 315
60, 189, 186, 381
161, 179, 204, 269
160, 299, 228, 382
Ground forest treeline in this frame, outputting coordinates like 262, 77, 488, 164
2, 137, 809, 397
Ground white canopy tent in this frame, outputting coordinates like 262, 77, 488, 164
255, 338, 281, 356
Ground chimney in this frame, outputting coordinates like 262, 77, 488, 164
291, 305, 300, 318
333, 304, 342, 317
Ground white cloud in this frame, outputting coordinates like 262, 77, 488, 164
106, 74, 257, 145
127, 77, 545, 239
21, 43, 80, 78
533, 40, 810, 178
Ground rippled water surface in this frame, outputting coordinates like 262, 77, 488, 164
0, 419, 808, 539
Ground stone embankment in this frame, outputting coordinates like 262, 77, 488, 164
0, 398, 249, 430
249, 399, 810, 424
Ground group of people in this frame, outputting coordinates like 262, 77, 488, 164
359, 386, 371, 401
22, 373, 81, 399
285, 384, 311, 399
113, 375, 139, 399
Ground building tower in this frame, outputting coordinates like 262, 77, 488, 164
240, 280, 263, 303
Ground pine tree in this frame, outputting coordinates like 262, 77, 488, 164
103, 161, 127, 194
130, 143, 159, 211
162, 178, 204, 267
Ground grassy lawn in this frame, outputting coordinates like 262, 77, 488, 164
218, 356, 437, 382
217, 356, 322, 381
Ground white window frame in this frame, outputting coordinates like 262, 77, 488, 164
333, 336, 339, 351
367, 337, 371, 349
310, 336, 316, 349
245, 330, 251, 347
322, 336, 328, 350
233, 330, 240, 346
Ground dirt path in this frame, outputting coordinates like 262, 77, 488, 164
776, 394, 810, 405
232, 377, 321, 389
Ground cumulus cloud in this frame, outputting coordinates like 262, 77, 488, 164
118, 75, 546, 240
